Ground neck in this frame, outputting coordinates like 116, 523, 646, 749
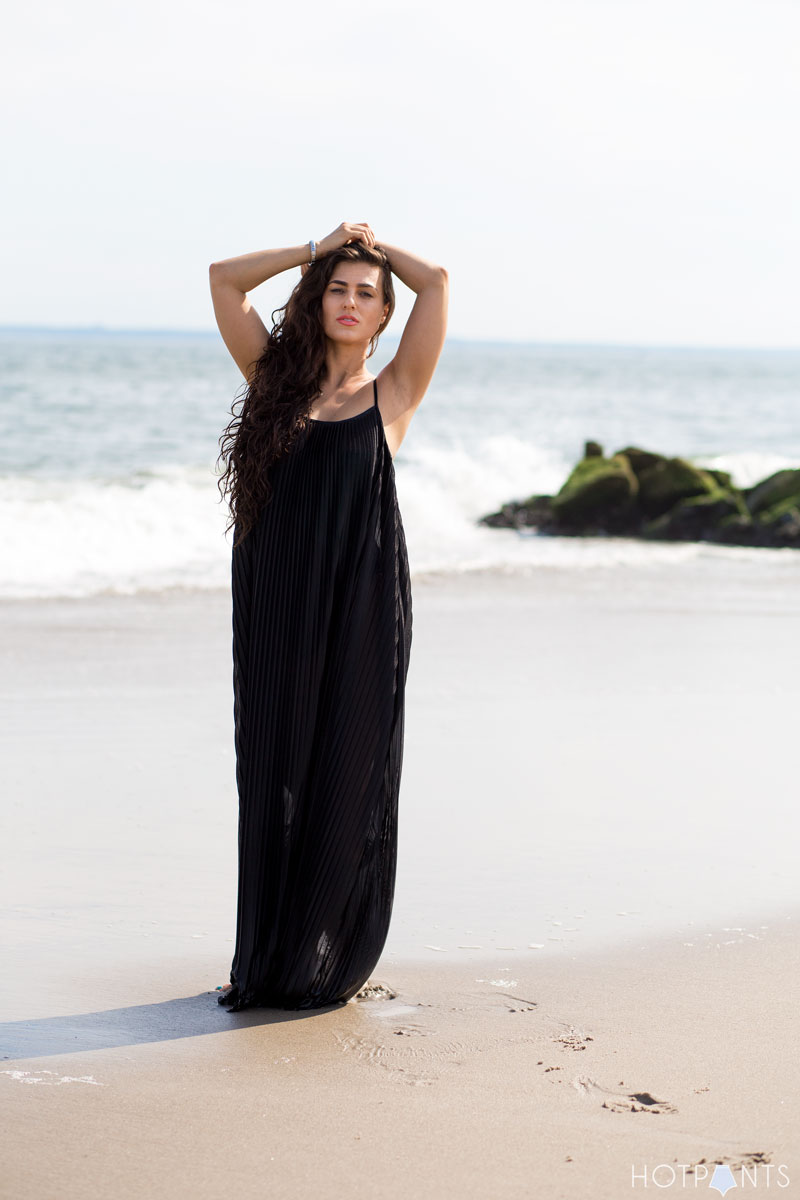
322, 340, 370, 392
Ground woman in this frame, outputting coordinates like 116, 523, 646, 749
210, 221, 448, 1010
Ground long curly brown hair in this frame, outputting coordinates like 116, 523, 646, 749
216, 242, 396, 546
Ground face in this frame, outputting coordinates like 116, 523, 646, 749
320, 261, 389, 343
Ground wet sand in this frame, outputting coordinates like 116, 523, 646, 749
2, 930, 797, 1198
2, 561, 799, 1196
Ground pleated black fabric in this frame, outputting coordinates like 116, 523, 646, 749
219, 379, 412, 1012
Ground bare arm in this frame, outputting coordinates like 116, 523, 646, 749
378, 242, 448, 416
208, 244, 313, 383
209, 223, 380, 382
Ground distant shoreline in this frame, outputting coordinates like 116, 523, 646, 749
2, 325, 800, 353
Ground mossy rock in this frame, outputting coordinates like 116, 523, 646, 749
641, 489, 741, 541
714, 512, 758, 546
704, 468, 734, 490
701, 481, 750, 519
613, 446, 666, 476
479, 444, 800, 550
479, 494, 555, 530
745, 469, 800, 515
756, 494, 800, 524
713, 512, 798, 549
551, 453, 638, 526
755, 496, 800, 543
726, 486, 751, 519
636, 457, 718, 518
718, 512, 754, 529
479, 504, 519, 529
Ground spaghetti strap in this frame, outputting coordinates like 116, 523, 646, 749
373, 378, 379, 407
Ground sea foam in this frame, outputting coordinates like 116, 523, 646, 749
2, 440, 798, 599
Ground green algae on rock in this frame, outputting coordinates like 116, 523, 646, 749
479, 441, 800, 550
551, 453, 638, 527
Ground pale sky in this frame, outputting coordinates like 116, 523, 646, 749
2, 0, 798, 346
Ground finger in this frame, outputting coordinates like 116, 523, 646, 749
343, 222, 374, 247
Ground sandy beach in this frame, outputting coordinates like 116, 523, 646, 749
2, 559, 799, 1197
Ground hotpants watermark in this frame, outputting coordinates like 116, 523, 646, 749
630, 1160, 790, 1191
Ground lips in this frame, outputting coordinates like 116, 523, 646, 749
337, 317, 358, 325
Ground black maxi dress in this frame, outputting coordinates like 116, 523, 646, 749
218, 378, 412, 1012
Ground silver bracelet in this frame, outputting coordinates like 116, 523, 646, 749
308, 239, 316, 264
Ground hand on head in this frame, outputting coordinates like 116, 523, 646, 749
302, 221, 378, 274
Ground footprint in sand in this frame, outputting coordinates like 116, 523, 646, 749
334, 998, 472, 1088
573, 1074, 678, 1114
685, 1152, 772, 1177
333, 1028, 454, 1087
552, 1024, 594, 1052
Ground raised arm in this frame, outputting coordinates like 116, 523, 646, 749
209, 244, 313, 383
210, 223, 384, 382
378, 242, 448, 419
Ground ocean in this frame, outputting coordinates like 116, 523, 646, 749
1, 328, 799, 599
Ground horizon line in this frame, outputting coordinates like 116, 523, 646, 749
1, 323, 799, 354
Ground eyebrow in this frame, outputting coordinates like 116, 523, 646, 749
330, 278, 377, 289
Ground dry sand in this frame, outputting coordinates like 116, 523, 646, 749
2, 560, 799, 1197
